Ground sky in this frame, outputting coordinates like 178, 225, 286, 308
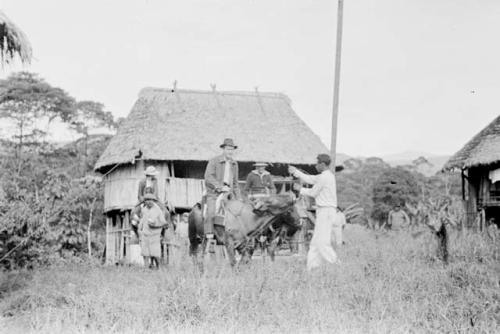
1, 0, 500, 157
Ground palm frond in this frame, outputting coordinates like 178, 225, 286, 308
0, 11, 32, 65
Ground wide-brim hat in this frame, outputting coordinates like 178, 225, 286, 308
220, 138, 238, 149
143, 193, 157, 201
144, 166, 159, 176
253, 162, 268, 167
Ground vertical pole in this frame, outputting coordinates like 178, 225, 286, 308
105, 216, 111, 264
124, 211, 130, 264
330, 0, 344, 168
461, 169, 466, 200
117, 214, 123, 263
137, 158, 145, 173
170, 161, 175, 177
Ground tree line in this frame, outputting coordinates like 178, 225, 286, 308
0, 72, 118, 268
336, 158, 462, 228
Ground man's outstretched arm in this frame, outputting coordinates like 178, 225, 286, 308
289, 166, 317, 185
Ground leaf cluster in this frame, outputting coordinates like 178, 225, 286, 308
0, 137, 106, 269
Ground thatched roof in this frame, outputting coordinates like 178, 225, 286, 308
95, 87, 329, 172
0, 11, 32, 65
444, 115, 500, 170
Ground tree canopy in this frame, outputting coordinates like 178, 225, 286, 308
0, 72, 75, 153
371, 167, 420, 223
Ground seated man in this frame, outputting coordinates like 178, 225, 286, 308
204, 138, 241, 250
244, 162, 276, 201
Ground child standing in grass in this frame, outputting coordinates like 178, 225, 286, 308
138, 193, 167, 269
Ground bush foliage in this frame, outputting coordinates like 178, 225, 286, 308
0, 72, 113, 269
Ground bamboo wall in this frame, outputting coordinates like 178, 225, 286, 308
105, 211, 131, 265
165, 177, 205, 209
465, 168, 479, 227
103, 161, 171, 211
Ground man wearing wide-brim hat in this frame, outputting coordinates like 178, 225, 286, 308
204, 138, 241, 243
138, 166, 159, 203
244, 162, 276, 199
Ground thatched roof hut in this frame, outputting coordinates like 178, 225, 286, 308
444, 115, 500, 230
444, 115, 500, 170
95, 87, 328, 172
96, 86, 331, 265
0, 11, 32, 65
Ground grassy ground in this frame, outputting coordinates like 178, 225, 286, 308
0, 226, 499, 334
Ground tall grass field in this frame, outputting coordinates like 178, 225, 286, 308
1, 226, 499, 333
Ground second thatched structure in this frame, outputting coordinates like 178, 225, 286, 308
444, 114, 500, 229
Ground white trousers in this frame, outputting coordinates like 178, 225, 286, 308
331, 225, 343, 247
331, 212, 345, 247
307, 207, 338, 271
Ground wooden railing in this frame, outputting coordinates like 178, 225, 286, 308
479, 191, 500, 207
164, 176, 308, 209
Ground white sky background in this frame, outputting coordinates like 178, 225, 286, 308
1, 0, 499, 157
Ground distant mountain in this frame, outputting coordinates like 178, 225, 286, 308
382, 152, 450, 176
337, 151, 451, 176
381, 151, 442, 162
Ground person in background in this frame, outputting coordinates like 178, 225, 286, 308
332, 206, 346, 249
486, 217, 498, 242
136, 165, 175, 216
289, 154, 340, 271
244, 162, 276, 200
387, 204, 410, 231
138, 166, 159, 203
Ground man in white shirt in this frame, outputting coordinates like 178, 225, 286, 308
289, 154, 339, 271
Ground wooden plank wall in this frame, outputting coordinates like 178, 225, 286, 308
165, 177, 206, 208
104, 162, 171, 211
465, 168, 479, 228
